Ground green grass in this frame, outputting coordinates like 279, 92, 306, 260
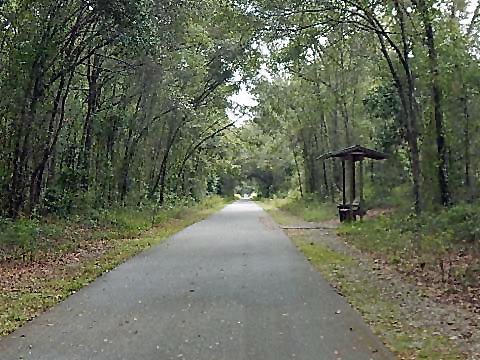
340, 202, 480, 253
293, 234, 463, 359
261, 197, 336, 223
338, 217, 412, 255
0, 196, 229, 336
262, 200, 466, 359
338, 203, 480, 288
0, 197, 229, 261
295, 237, 354, 269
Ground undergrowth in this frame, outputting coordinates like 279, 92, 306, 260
0, 196, 227, 262
339, 202, 480, 289
295, 238, 463, 359
0, 196, 229, 335
261, 200, 470, 358
262, 196, 336, 223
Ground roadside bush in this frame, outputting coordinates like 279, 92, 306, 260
339, 202, 480, 289
263, 196, 336, 223
343, 202, 480, 252
0, 196, 228, 261
286, 195, 336, 222
364, 183, 412, 210
103, 208, 162, 233
0, 218, 40, 260
421, 203, 480, 244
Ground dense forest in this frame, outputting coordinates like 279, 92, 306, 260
0, 0, 258, 219
1, 1, 480, 356
238, 1, 480, 216
0, 0, 479, 218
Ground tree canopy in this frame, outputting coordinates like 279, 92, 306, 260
235, 0, 480, 214
0, 0, 479, 217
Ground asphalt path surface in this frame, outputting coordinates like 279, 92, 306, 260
0, 200, 393, 360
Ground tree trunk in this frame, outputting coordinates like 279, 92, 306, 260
29, 71, 73, 213
79, 54, 101, 188
9, 53, 47, 217
419, 0, 451, 206
150, 124, 182, 203
292, 144, 304, 198
462, 94, 472, 200
376, 29, 422, 214
119, 132, 134, 206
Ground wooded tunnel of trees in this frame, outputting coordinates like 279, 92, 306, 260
0, 0, 479, 218
0, 0, 256, 218
3, 1, 480, 353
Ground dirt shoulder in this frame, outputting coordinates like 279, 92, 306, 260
262, 203, 479, 360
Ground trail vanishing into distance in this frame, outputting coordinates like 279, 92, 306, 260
1, 1, 480, 358
0, 201, 392, 360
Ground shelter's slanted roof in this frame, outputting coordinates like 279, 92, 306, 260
317, 145, 388, 161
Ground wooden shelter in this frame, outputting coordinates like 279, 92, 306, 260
318, 145, 387, 222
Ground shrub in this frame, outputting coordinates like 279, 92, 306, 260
0, 218, 40, 259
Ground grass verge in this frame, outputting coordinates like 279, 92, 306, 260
0, 196, 229, 336
261, 197, 336, 224
338, 207, 480, 310
260, 199, 469, 359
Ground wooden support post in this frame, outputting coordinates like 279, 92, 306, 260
342, 160, 346, 205
349, 157, 356, 221
359, 157, 364, 219
359, 158, 364, 203
350, 157, 356, 204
